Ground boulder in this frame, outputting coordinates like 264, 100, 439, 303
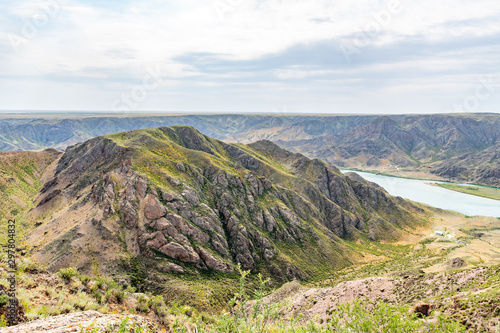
146, 232, 168, 250
211, 239, 230, 257
176, 163, 186, 172
152, 218, 170, 231
167, 213, 210, 244
214, 171, 229, 187
410, 303, 432, 317
158, 242, 200, 263
158, 262, 185, 274
120, 200, 138, 228
144, 194, 166, 220
197, 247, 232, 273
181, 191, 200, 206
263, 211, 277, 233
161, 191, 181, 202
135, 177, 148, 198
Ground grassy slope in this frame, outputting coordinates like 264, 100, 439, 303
97, 127, 432, 307
432, 183, 500, 201
3, 129, 499, 331
0, 150, 61, 243
108, 127, 354, 266
4, 239, 496, 332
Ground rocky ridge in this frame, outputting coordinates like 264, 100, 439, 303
23, 126, 424, 284
1, 113, 499, 185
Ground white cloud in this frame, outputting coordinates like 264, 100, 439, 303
0, 0, 499, 112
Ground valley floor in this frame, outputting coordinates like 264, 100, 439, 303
430, 183, 500, 201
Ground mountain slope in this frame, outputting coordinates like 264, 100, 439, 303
21, 126, 425, 289
1, 113, 498, 185
0, 115, 374, 152
276, 114, 499, 162
275, 114, 500, 185
430, 144, 500, 186
0, 149, 61, 243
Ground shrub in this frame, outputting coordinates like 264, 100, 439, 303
0, 294, 9, 306
105, 288, 125, 304
92, 289, 104, 304
137, 294, 150, 313
18, 259, 42, 274
79, 275, 91, 284
148, 295, 165, 313
125, 285, 136, 293
327, 299, 466, 333
57, 267, 78, 280
0, 314, 8, 327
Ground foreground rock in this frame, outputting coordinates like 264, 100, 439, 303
261, 266, 500, 331
1, 311, 160, 333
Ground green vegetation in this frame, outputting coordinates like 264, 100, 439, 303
3, 125, 497, 331
318, 240, 432, 286
0, 150, 60, 243
432, 183, 500, 201
5, 246, 499, 332
170, 264, 466, 333
79, 317, 166, 333
57, 267, 79, 280
0, 294, 9, 306
326, 299, 465, 332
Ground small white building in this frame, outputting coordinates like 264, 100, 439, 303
435, 231, 444, 236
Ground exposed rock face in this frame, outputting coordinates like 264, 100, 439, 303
158, 242, 200, 263
37, 189, 61, 206
161, 191, 181, 202
197, 247, 233, 273
1, 114, 499, 186
446, 257, 466, 270
144, 194, 167, 220
158, 262, 185, 274
430, 144, 500, 186
25, 125, 424, 283
411, 303, 432, 317
223, 143, 261, 170
275, 115, 500, 186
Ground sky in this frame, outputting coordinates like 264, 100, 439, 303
0, 0, 499, 114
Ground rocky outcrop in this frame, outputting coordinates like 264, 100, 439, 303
144, 194, 167, 220
158, 242, 200, 263
431, 144, 500, 186
1, 311, 158, 333
25, 126, 424, 283
1, 114, 499, 187
197, 247, 233, 273
37, 189, 61, 207
411, 303, 432, 317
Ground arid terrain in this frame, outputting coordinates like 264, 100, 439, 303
0, 125, 499, 332
1, 113, 499, 186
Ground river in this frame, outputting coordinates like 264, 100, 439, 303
341, 170, 500, 217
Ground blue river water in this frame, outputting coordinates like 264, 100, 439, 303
341, 170, 500, 217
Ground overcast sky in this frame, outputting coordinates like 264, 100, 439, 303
0, 0, 499, 114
